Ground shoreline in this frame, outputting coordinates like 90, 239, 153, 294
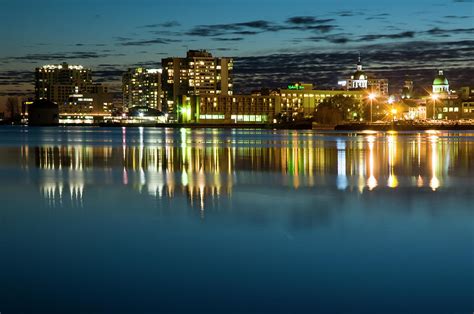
334, 123, 474, 131
2, 121, 474, 131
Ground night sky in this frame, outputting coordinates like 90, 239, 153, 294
0, 0, 473, 97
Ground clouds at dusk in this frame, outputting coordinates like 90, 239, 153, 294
0, 0, 472, 96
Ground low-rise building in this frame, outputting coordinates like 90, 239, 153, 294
59, 84, 113, 124
279, 83, 364, 118
196, 93, 280, 124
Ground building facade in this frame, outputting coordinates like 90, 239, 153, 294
35, 63, 93, 104
122, 68, 162, 110
279, 83, 365, 118
196, 93, 281, 124
162, 50, 233, 120
339, 58, 389, 96
35, 62, 113, 122
432, 70, 450, 94
60, 85, 113, 124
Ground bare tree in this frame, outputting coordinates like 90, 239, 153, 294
5, 97, 19, 119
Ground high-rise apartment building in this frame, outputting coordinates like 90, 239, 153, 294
162, 50, 233, 121
122, 68, 162, 110
35, 62, 93, 104
35, 62, 113, 122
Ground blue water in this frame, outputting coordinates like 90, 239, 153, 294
0, 126, 472, 313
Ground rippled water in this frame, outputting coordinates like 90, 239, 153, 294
0, 126, 473, 313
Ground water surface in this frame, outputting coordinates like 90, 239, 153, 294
0, 126, 472, 313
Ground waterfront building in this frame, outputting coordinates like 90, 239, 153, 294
162, 50, 233, 121
440, 87, 474, 120
122, 68, 162, 110
196, 92, 281, 124
60, 85, 113, 124
339, 57, 389, 96
279, 83, 365, 119
426, 71, 461, 120
35, 62, 113, 123
35, 63, 93, 104
432, 70, 450, 95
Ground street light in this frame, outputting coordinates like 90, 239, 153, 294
391, 108, 397, 123
368, 93, 377, 124
431, 94, 439, 120
388, 96, 395, 123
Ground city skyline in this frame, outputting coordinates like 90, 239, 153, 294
0, 0, 473, 97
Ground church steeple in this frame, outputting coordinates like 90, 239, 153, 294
350, 53, 368, 89
357, 53, 363, 71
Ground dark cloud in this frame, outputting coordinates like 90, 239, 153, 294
186, 20, 278, 37
74, 43, 107, 47
306, 34, 353, 44
444, 15, 472, 19
233, 31, 261, 35
0, 70, 33, 84
150, 30, 183, 36
212, 38, 244, 42
425, 27, 474, 36
286, 16, 335, 25
214, 48, 238, 51
140, 21, 181, 28
118, 38, 181, 46
186, 18, 337, 37
4, 51, 124, 62
359, 31, 416, 41
334, 10, 356, 17
232, 40, 474, 95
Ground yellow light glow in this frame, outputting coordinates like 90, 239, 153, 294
367, 137, 377, 190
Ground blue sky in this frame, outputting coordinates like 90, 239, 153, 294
0, 0, 473, 95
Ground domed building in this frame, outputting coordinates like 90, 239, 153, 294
338, 56, 389, 96
350, 57, 368, 89
432, 70, 449, 94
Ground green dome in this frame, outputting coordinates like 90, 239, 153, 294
433, 70, 448, 86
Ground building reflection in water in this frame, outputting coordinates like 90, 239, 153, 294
11, 130, 474, 210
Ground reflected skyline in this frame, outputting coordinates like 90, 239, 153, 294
1, 128, 473, 210
0, 126, 473, 314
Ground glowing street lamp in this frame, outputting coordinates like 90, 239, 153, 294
391, 108, 397, 123
431, 94, 439, 120
368, 92, 377, 124
388, 96, 395, 122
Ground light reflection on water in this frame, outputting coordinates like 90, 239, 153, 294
0, 126, 473, 313
4, 127, 473, 210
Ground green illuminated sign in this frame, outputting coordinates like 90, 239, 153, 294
288, 84, 304, 90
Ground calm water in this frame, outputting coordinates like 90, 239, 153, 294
0, 126, 472, 313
